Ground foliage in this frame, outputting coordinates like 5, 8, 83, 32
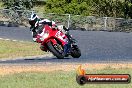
1, 0, 132, 18
124, 0, 132, 18
92, 0, 124, 17
2, 0, 37, 10
45, 0, 132, 18
46, 0, 91, 15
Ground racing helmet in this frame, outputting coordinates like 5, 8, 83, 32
29, 14, 40, 27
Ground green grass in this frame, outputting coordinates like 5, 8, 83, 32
0, 40, 47, 59
0, 68, 132, 88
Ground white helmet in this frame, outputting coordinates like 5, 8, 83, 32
29, 14, 40, 26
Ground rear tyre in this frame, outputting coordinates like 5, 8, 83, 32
71, 45, 81, 58
47, 41, 64, 59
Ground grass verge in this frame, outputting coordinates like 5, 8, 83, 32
0, 40, 48, 59
0, 67, 132, 88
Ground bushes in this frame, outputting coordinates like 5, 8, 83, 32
1, 0, 132, 18
45, 0, 132, 19
2, 0, 37, 10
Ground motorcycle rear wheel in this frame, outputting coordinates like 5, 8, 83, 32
47, 41, 64, 59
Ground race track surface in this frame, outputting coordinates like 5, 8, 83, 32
0, 26, 132, 64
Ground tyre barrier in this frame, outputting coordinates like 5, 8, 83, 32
0, 21, 19, 27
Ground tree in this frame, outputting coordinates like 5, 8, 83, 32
124, 0, 132, 18
92, 0, 124, 18
45, 0, 127, 18
45, 0, 91, 16
2, 0, 37, 10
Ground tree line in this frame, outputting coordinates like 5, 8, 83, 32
46, 0, 132, 18
1, 0, 132, 18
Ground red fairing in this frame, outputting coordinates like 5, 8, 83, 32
36, 35, 42, 43
37, 24, 68, 49
46, 38, 57, 45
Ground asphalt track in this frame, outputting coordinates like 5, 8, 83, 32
0, 26, 132, 64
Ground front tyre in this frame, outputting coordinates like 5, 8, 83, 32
71, 45, 81, 58
47, 41, 64, 59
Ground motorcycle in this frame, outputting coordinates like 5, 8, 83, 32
37, 24, 81, 59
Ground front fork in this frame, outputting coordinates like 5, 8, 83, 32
64, 38, 77, 55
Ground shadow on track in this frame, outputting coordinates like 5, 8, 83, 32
0, 57, 73, 64
25, 57, 71, 61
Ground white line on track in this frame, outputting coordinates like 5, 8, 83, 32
0, 37, 24, 43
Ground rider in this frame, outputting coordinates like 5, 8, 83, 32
28, 14, 69, 56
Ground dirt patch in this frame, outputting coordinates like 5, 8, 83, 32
0, 63, 132, 76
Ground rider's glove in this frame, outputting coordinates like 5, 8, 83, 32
63, 26, 69, 31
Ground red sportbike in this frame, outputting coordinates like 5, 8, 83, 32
37, 24, 81, 59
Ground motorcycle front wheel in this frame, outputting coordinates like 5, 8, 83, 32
71, 45, 81, 58
47, 41, 64, 59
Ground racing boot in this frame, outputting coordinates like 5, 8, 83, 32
62, 44, 70, 57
